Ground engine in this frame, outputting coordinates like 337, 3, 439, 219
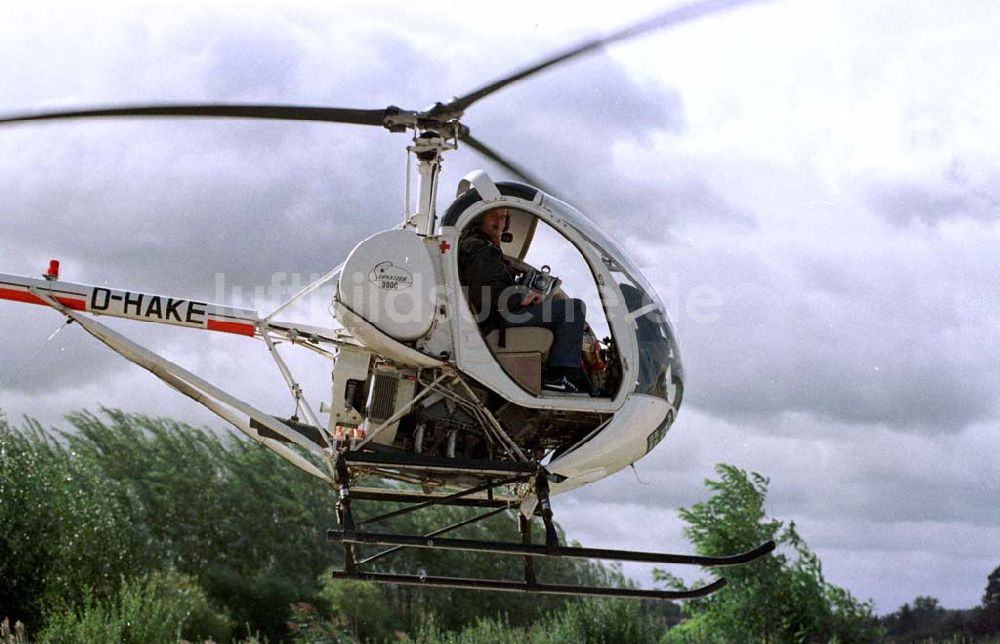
327, 346, 606, 463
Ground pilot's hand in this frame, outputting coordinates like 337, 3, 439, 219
520, 292, 543, 307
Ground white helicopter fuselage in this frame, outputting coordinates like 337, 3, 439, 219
332, 173, 683, 494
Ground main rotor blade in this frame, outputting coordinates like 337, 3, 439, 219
441, 0, 768, 115
459, 131, 557, 196
0, 104, 396, 128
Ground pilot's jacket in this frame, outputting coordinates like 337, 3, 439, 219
458, 228, 523, 333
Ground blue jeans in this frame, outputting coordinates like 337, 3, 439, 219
503, 298, 586, 370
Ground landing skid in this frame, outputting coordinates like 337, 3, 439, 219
330, 570, 727, 600
327, 454, 775, 600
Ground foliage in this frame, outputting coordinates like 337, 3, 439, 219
880, 568, 1000, 643
982, 566, 1000, 634
541, 597, 659, 643
200, 564, 306, 642
1, 408, 630, 639
282, 578, 395, 642
35, 569, 231, 644
1, 409, 337, 638
986, 567, 1000, 608
286, 601, 355, 643
61, 408, 346, 640
656, 464, 882, 643
314, 578, 394, 642
0, 416, 140, 628
61, 408, 343, 584
880, 598, 1000, 643
407, 598, 659, 644
15, 408, 925, 642
881, 596, 946, 640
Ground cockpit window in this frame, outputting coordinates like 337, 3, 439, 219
538, 195, 684, 406
521, 219, 611, 341
615, 277, 683, 406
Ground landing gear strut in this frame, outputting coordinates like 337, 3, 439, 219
326, 450, 775, 600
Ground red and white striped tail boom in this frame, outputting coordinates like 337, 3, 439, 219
0, 271, 259, 337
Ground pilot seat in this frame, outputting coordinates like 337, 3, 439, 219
485, 327, 554, 396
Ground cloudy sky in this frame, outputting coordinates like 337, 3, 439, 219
1, 0, 997, 613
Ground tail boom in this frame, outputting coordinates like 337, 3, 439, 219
0, 271, 258, 337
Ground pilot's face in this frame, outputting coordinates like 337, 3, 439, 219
480, 208, 509, 244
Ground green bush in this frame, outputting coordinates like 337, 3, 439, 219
200, 563, 304, 642
2, 409, 639, 639
543, 598, 657, 643
36, 569, 231, 644
316, 578, 394, 643
0, 417, 140, 629
658, 464, 882, 643
62, 408, 343, 584
408, 598, 658, 644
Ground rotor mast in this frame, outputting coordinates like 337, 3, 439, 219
406, 128, 454, 236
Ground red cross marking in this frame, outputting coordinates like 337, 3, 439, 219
439, 239, 452, 254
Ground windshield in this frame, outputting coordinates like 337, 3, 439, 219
542, 194, 684, 404
617, 278, 683, 404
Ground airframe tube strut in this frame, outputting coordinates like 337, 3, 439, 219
30, 288, 334, 485
264, 261, 344, 323
356, 475, 526, 528
260, 330, 327, 439
355, 506, 508, 567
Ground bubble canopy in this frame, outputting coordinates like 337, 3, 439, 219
540, 192, 684, 405
441, 182, 683, 408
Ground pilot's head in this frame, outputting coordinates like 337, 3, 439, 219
479, 207, 509, 245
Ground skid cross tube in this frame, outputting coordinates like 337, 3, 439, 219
348, 486, 516, 508
357, 475, 527, 527
330, 571, 728, 601
331, 531, 777, 567
341, 448, 536, 478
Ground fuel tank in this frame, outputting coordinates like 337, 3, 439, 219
337, 229, 441, 342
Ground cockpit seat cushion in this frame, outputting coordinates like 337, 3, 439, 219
485, 327, 554, 361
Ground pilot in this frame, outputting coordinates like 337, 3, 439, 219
458, 207, 586, 393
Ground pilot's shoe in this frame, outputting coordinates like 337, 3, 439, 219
542, 369, 583, 394
542, 374, 581, 394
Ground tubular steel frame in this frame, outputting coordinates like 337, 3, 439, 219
327, 452, 776, 600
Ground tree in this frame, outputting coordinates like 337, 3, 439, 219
35, 570, 231, 644
979, 565, 1000, 634
984, 565, 1000, 610
2, 408, 629, 639
0, 417, 141, 630
657, 464, 882, 643
882, 596, 949, 640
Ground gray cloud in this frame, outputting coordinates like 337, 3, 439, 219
450, 48, 684, 191
0, 307, 121, 394
869, 179, 999, 227
656, 203, 1000, 432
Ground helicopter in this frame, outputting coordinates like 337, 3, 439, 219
0, 0, 774, 600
